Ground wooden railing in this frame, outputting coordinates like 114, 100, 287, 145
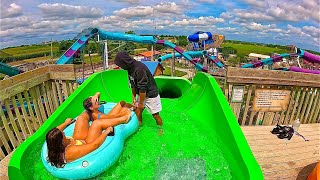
0, 65, 319, 160
0, 65, 77, 160
225, 67, 320, 126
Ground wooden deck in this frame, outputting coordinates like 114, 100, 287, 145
0, 124, 319, 180
241, 123, 320, 180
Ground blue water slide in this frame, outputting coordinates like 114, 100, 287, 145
203, 54, 224, 68
241, 53, 293, 68
157, 40, 207, 72
98, 29, 157, 44
187, 32, 212, 42
0, 62, 23, 76
56, 28, 98, 64
158, 51, 205, 62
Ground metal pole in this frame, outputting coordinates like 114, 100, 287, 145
89, 51, 94, 73
171, 50, 175, 77
50, 37, 53, 59
81, 50, 85, 83
151, 45, 154, 61
103, 41, 108, 70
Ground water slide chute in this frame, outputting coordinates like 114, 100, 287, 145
298, 49, 320, 64
241, 49, 320, 74
56, 28, 99, 64
9, 70, 263, 179
156, 40, 208, 72
187, 32, 212, 42
158, 51, 205, 62
241, 53, 292, 68
289, 66, 320, 74
0, 62, 23, 77
158, 50, 224, 69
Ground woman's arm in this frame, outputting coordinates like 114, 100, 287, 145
66, 127, 113, 162
57, 118, 73, 131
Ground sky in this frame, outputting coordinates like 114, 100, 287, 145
0, 0, 319, 52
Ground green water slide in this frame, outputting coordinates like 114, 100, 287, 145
9, 70, 263, 179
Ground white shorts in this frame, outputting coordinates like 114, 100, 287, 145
137, 94, 162, 114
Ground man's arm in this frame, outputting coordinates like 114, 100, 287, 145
132, 88, 137, 104
136, 70, 148, 107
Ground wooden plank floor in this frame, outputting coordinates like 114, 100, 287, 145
0, 124, 319, 180
241, 123, 320, 180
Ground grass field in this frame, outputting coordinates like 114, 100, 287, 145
0, 45, 59, 57
221, 43, 288, 58
163, 67, 187, 77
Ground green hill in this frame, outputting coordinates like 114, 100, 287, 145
221, 43, 288, 58
1, 45, 59, 57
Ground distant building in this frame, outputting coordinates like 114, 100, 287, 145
141, 61, 164, 76
248, 53, 270, 60
134, 50, 161, 61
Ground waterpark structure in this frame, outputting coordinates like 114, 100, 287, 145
0, 27, 319, 180
5, 28, 263, 179
241, 48, 320, 74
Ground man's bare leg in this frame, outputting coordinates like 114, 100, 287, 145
152, 112, 163, 126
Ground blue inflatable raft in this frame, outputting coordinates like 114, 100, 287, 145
41, 103, 139, 179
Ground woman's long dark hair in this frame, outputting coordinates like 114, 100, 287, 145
83, 97, 93, 121
46, 128, 66, 168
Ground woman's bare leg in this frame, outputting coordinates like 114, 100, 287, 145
108, 101, 125, 115
85, 110, 131, 143
72, 113, 90, 140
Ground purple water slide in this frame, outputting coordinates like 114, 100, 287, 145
272, 55, 283, 62
65, 49, 76, 57
156, 40, 165, 44
303, 51, 320, 64
202, 67, 208, 72
77, 39, 84, 44
174, 47, 184, 54
252, 61, 263, 68
289, 66, 320, 74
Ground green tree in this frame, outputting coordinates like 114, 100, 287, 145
221, 46, 237, 60
125, 31, 136, 35
228, 56, 241, 67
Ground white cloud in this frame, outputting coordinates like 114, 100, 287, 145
245, 22, 272, 31
0, 16, 31, 31
217, 27, 237, 32
117, 0, 140, 4
1, 3, 23, 18
154, 2, 184, 14
113, 6, 153, 18
38, 3, 103, 20
234, 9, 274, 21
286, 25, 308, 36
174, 16, 224, 26
196, 0, 216, 4
302, 26, 320, 38
266, 0, 320, 23
220, 12, 233, 19
243, 0, 266, 8
113, 2, 184, 18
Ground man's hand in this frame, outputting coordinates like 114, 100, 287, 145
135, 107, 143, 125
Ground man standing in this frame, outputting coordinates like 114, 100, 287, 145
114, 52, 163, 126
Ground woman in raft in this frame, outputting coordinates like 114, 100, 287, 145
46, 92, 133, 167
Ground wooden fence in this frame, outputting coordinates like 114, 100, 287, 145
225, 67, 320, 126
0, 65, 77, 160
0, 65, 319, 160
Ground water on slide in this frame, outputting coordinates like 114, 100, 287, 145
10, 70, 263, 179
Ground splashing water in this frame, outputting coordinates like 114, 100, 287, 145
25, 100, 232, 180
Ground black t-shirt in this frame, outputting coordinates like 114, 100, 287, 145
129, 61, 159, 98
